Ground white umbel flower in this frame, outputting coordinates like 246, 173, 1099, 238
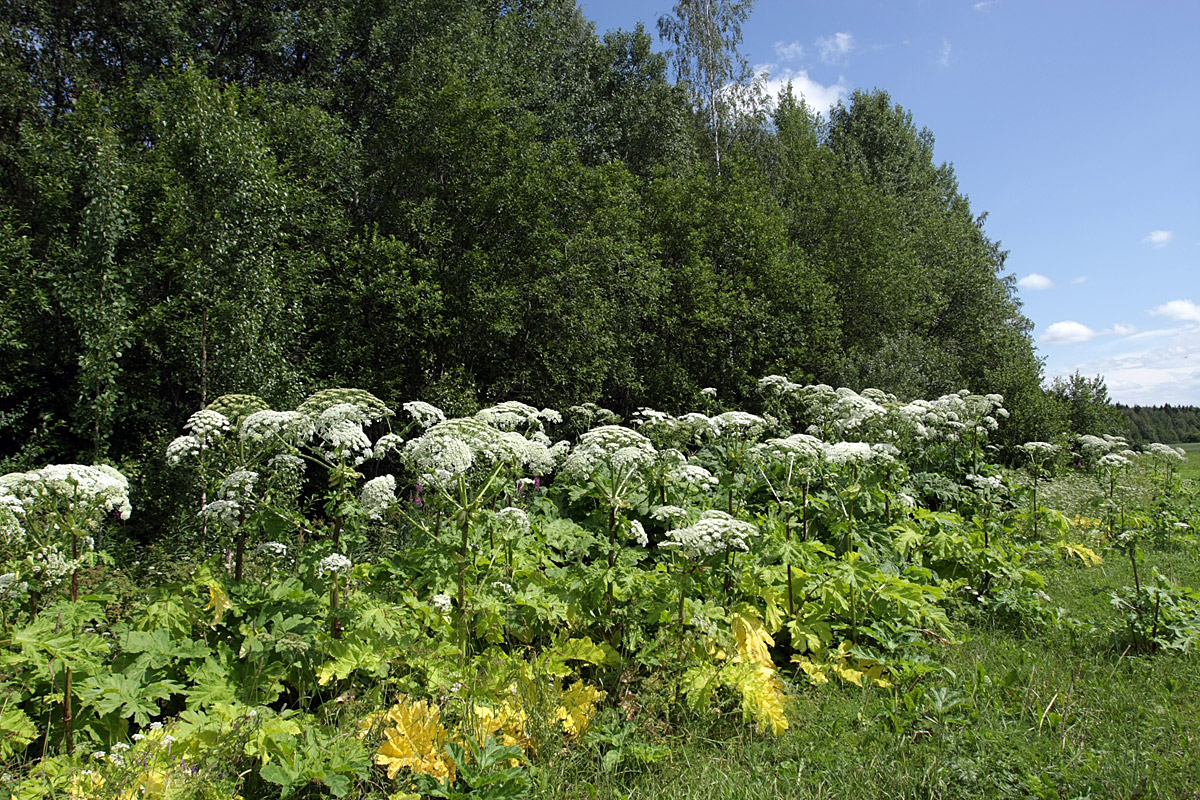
184, 409, 230, 444
402, 401, 446, 430
360, 475, 397, 520
318, 553, 353, 576
660, 510, 757, 560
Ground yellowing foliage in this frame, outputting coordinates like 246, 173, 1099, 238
373, 696, 456, 785
1058, 540, 1104, 567
792, 641, 893, 689
471, 697, 530, 751
728, 613, 789, 735
554, 680, 605, 736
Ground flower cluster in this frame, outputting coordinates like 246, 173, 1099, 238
0, 464, 132, 527
495, 507, 531, 536
404, 417, 555, 484
360, 475, 397, 520
220, 470, 258, 501
183, 409, 230, 444
559, 425, 657, 482
200, 499, 241, 528
240, 410, 314, 446
315, 404, 375, 465
475, 401, 544, 432
318, 553, 353, 576
166, 435, 201, 464
711, 411, 768, 440
660, 510, 757, 560
1145, 443, 1186, 463
403, 401, 446, 430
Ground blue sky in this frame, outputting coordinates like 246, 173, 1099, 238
578, 0, 1199, 406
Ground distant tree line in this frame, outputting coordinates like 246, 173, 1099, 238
1119, 405, 1200, 445
1, 0, 1091, 534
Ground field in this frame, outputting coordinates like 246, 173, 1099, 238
543, 542, 1200, 800
1177, 442, 1200, 481
2, 385, 1198, 800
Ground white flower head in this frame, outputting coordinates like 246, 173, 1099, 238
823, 441, 873, 465
360, 475, 397, 520
660, 510, 757, 560
650, 505, 687, 522
240, 410, 314, 446
496, 507, 531, 536
255, 541, 289, 559
403, 401, 446, 430
184, 409, 230, 444
431, 593, 452, 613
166, 435, 201, 464
476, 401, 543, 431
711, 411, 767, 440
318, 553, 353, 576
200, 499, 241, 528
220, 470, 259, 501
629, 518, 649, 547
560, 425, 657, 482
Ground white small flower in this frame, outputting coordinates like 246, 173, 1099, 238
360, 475, 397, 520
111, 742, 130, 752
496, 507, 531, 536
149, 722, 163, 731
255, 541, 288, 559
318, 553, 353, 576
630, 519, 649, 547
431, 593, 452, 613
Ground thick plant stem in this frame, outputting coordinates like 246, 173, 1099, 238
64, 666, 73, 755
606, 505, 617, 610
674, 567, 687, 705
784, 507, 794, 616
329, 580, 342, 639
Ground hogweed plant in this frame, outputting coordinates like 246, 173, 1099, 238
402, 415, 557, 649
750, 433, 823, 615
1017, 441, 1059, 541
0, 463, 131, 755
558, 425, 656, 611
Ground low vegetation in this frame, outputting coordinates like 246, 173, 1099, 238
2, 379, 1196, 799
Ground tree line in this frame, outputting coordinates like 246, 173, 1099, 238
1119, 405, 1200, 445
1, 0, 1084, 535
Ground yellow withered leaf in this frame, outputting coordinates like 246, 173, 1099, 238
554, 680, 605, 737
374, 696, 456, 784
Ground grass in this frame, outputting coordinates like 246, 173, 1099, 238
539, 475, 1200, 800
1174, 443, 1200, 482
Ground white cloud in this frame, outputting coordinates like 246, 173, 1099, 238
1071, 276, 1087, 285
937, 39, 952, 68
1150, 298, 1200, 323
773, 40, 804, 62
1111, 323, 1137, 336
1042, 321, 1098, 346
757, 66, 848, 117
1143, 229, 1173, 247
1018, 272, 1053, 290
1049, 327, 1200, 405
816, 32, 854, 64
973, 1, 997, 11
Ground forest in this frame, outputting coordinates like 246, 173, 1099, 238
0, 0, 1070, 513
1119, 405, 1200, 445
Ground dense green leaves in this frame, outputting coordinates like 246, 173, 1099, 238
0, 0, 1061, 534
